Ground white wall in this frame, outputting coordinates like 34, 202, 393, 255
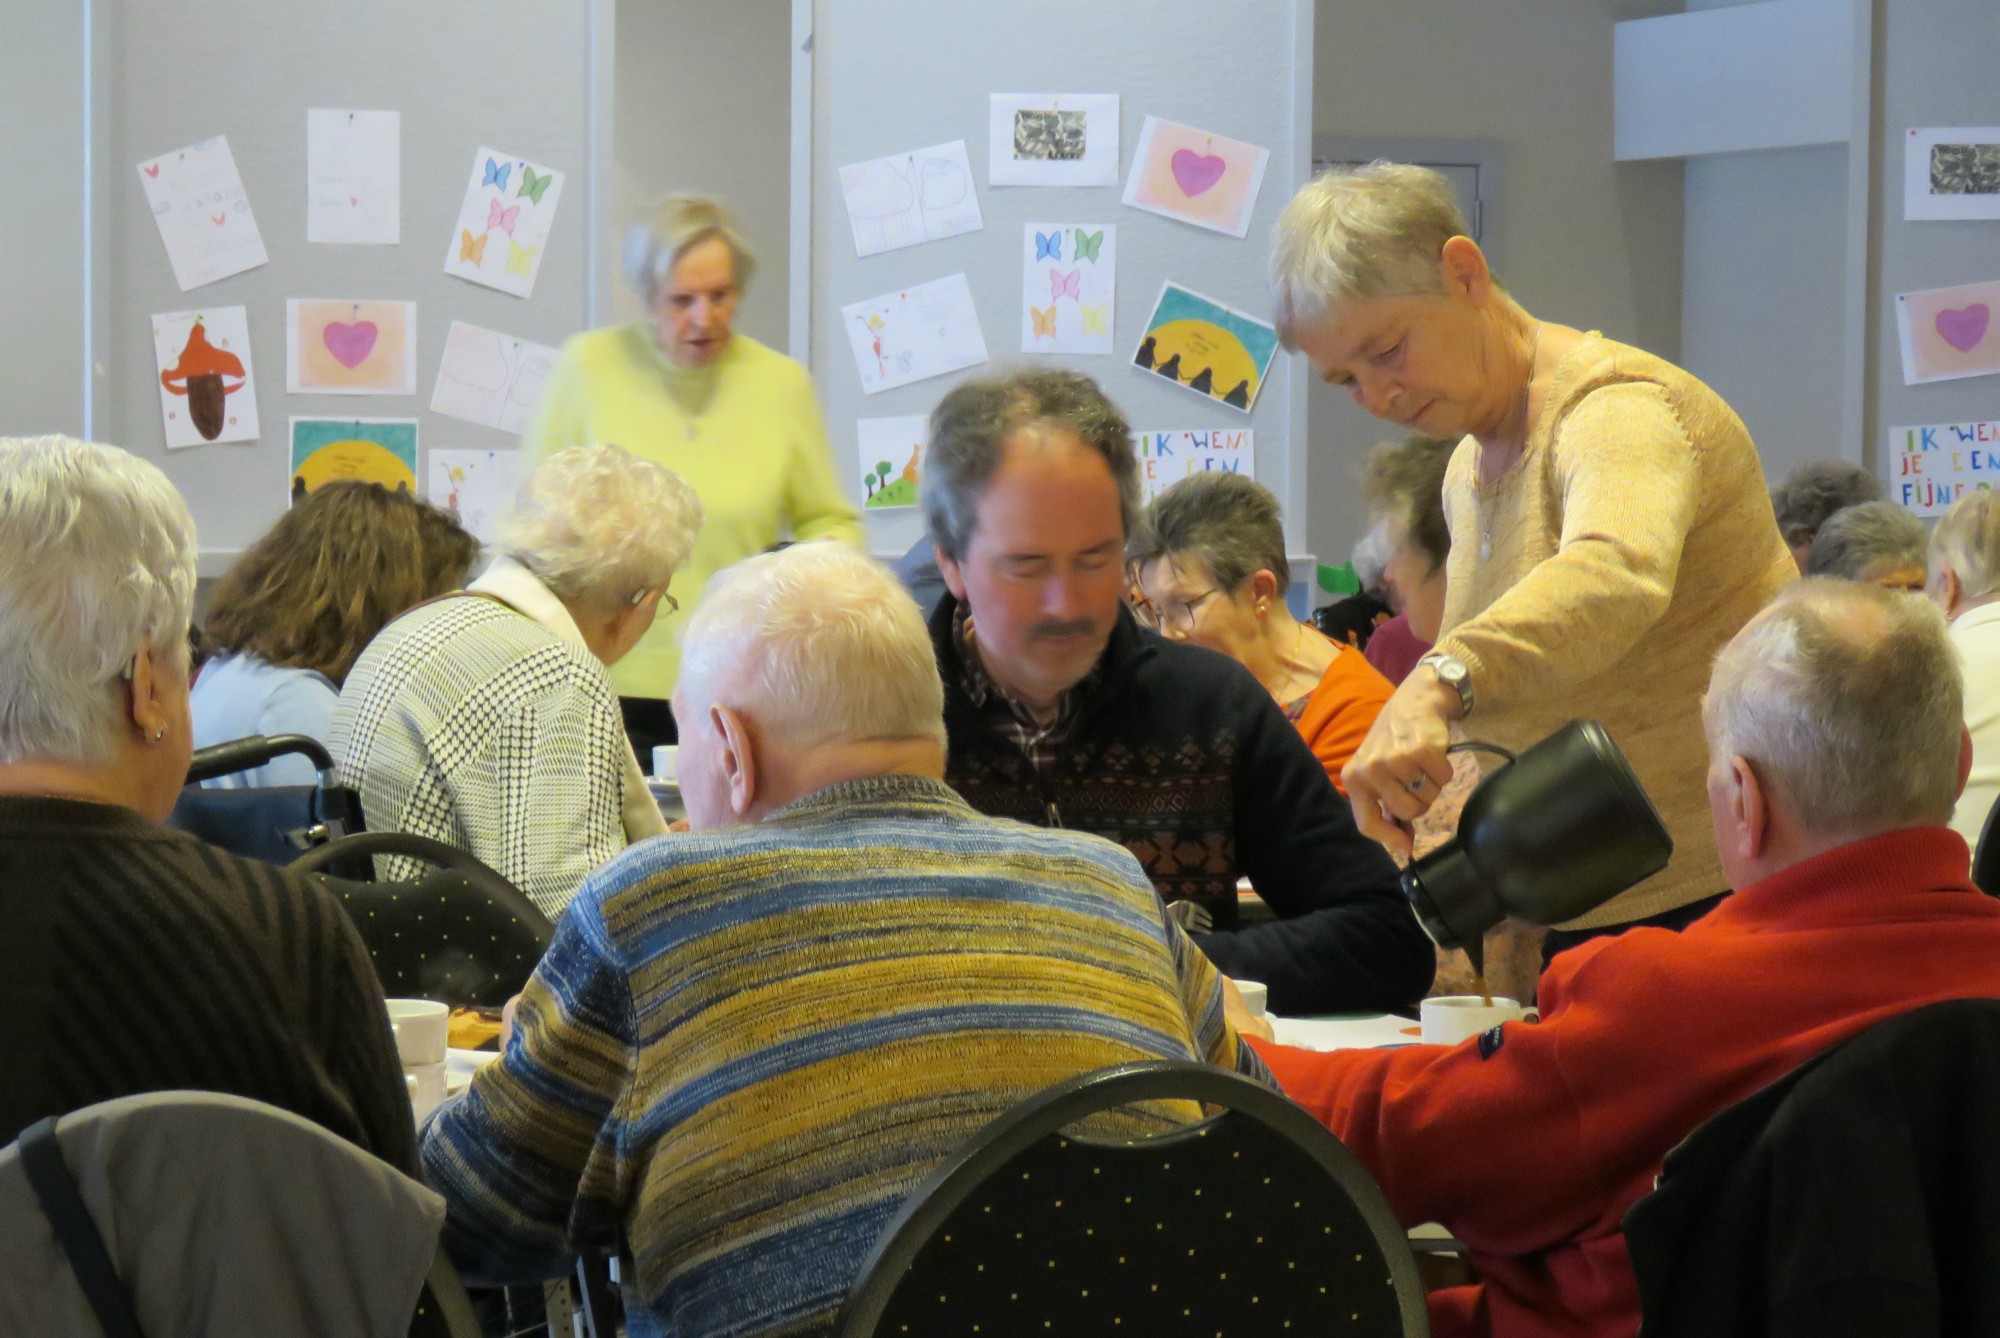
1304, 0, 1686, 575
1, 0, 87, 436
1682, 144, 1851, 483
610, 0, 793, 348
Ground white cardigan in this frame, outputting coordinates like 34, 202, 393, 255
1951, 601, 2000, 856
330, 557, 667, 918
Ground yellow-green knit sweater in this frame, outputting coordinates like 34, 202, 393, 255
523, 325, 863, 699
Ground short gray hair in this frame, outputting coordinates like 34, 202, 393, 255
500, 444, 704, 617
1929, 489, 2000, 602
623, 193, 756, 303
1803, 501, 1928, 583
921, 368, 1140, 563
1272, 162, 1470, 349
0, 436, 197, 765
678, 544, 946, 749
1770, 461, 1882, 551
1129, 472, 1289, 591
1705, 579, 1962, 837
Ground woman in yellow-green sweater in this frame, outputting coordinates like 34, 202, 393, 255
1272, 163, 1796, 964
525, 195, 862, 754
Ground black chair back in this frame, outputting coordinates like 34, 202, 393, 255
1625, 998, 2000, 1338
1975, 792, 2000, 896
171, 735, 366, 875
837, 1060, 1427, 1338
290, 833, 552, 1009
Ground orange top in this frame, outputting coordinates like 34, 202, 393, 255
1284, 629, 1395, 795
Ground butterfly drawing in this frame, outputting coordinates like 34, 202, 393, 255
482, 157, 512, 191
1080, 303, 1107, 335
1050, 269, 1082, 302
486, 199, 522, 235
517, 165, 553, 206
1031, 305, 1058, 339
1072, 229, 1105, 263
506, 239, 538, 278
1035, 230, 1062, 262
459, 229, 489, 265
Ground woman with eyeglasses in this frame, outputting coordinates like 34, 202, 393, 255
331, 444, 703, 917
1129, 473, 1393, 796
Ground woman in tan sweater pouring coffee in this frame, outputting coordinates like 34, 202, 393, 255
1272, 163, 1795, 961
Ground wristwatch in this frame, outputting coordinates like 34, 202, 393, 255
1417, 652, 1473, 719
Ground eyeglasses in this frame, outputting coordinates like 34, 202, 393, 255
1130, 586, 1221, 635
632, 588, 680, 615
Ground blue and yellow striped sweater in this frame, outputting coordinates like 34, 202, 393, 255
421, 773, 1267, 1337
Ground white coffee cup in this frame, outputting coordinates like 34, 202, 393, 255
652, 744, 679, 783
1419, 995, 1537, 1047
386, 998, 450, 1067
404, 1061, 448, 1123
1233, 979, 1269, 1017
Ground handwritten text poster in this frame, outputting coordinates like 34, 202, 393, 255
1891, 419, 2000, 516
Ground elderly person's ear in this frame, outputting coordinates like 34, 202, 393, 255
127, 635, 184, 745
711, 705, 760, 819
1439, 235, 1495, 301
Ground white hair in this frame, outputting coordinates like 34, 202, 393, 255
1271, 161, 1471, 349
623, 193, 756, 304
1352, 517, 1395, 593
1930, 488, 2000, 602
678, 544, 946, 750
499, 444, 703, 617
0, 436, 197, 765
1704, 579, 1962, 837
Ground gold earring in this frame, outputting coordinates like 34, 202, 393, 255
153, 729, 165, 742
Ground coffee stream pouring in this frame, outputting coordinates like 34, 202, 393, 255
1401, 720, 1674, 978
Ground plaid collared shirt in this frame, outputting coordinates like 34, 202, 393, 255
951, 603, 1098, 788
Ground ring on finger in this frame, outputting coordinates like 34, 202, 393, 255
1407, 775, 1428, 793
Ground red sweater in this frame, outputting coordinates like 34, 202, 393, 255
1248, 827, 2000, 1338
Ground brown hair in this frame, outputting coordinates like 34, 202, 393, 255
1363, 435, 1458, 575
204, 481, 479, 685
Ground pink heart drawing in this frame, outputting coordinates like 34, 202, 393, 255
323, 320, 379, 369
1171, 149, 1228, 198
1936, 303, 1991, 354
143, 163, 160, 179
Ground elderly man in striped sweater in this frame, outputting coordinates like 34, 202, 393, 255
420, 543, 1268, 1338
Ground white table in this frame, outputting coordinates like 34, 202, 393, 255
1267, 1013, 1422, 1050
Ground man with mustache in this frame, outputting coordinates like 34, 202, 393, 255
924, 369, 1433, 1014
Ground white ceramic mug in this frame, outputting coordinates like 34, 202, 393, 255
386, 998, 450, 1067
1233, 979, 1269, 1017
404, 1061, 448, 1123
652, 744, 679, 783
1419, 995, 1538, 1047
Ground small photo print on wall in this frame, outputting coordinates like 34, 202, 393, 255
988, 93, 1120, 187
1905, 127, 2000, 221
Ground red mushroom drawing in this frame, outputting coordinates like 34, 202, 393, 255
158, 319, 247, 441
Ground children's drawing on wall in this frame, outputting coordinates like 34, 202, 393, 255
136, 135, 269, 291
1905, 127, 2000, 221
1896, 279, 2000, 385
287, 299, 417, 394
1135, 429, 1256, 502
1020, 223, 1116, 355
841, 274, 989, 394
1122, 117, 1270, 238
839, 140, 985, 258
427, 448, 519, 543
430, 321, 559, 434
152, 307, 258, 448
988, 94, 1120, 187
1891, 420, 2000, 515
442, 146, 565, 297
306, 109, 400, 244
1132, 283, 1279, 413
289, 418, 418, 503
856, 415, 927, 510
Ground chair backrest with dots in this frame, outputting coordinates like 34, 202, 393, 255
838, 1060, 1427, 1338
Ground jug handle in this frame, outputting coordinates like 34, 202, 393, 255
1447, 740, 1517, 765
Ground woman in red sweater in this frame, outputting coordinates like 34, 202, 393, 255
1129, 472, 1392, 795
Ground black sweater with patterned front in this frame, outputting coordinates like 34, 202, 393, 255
934, 601, 1435, 1016
0, 796, 416, 1170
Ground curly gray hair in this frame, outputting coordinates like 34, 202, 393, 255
500, 444, 704, 617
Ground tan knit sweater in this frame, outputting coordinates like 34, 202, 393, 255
1434, 332, 1795, 928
